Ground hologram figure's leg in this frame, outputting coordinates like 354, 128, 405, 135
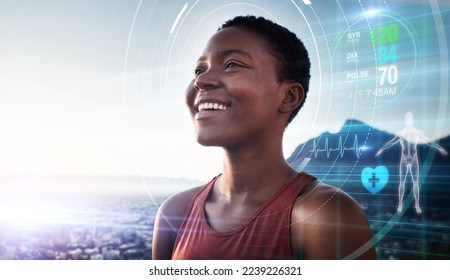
411, 160, 421, 214
397, 161, 407, 212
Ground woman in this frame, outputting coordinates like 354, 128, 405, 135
152, 15, 375, 260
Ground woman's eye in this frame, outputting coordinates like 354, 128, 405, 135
194, 68, 204, 75
225, 62, 239, 69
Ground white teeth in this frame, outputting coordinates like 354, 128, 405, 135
198, 102, 228, 111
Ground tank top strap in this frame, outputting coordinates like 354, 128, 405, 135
174, 175, 219, 237
237, 172, 316, 224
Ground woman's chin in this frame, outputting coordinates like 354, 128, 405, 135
195, 133, 225, 147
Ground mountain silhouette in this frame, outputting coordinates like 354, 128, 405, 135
288, 119, 448, 179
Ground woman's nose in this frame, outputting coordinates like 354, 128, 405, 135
193, 69, 219, 92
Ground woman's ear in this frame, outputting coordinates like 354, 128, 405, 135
278, 82, 305, 114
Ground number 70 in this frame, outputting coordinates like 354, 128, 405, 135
378, 65, 398, 85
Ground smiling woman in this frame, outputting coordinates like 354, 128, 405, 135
152, 15, 376, 260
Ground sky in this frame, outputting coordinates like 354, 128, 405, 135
0, 0, 449, 183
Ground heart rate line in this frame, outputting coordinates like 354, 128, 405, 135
310, 135, 366, 159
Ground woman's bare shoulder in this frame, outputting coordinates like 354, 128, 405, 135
291, 180, 376, 259
295, 181, 362, 214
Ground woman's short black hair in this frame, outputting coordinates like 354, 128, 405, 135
218, 15, 311, 124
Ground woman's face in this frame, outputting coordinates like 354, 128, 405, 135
185, 26, 287, 149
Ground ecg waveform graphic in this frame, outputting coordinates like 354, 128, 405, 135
310, 135, 366, 158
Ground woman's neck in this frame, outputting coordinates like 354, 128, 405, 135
217, 142, 297, 200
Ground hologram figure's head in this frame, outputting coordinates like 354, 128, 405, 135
218, 16, 311, 124
405, 112, 413, 126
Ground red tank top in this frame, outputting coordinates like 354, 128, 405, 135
172, 172, 316, 260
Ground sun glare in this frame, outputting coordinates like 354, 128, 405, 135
0, 199, 65, 226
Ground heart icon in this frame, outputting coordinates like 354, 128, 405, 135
361, 166, 389, 194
